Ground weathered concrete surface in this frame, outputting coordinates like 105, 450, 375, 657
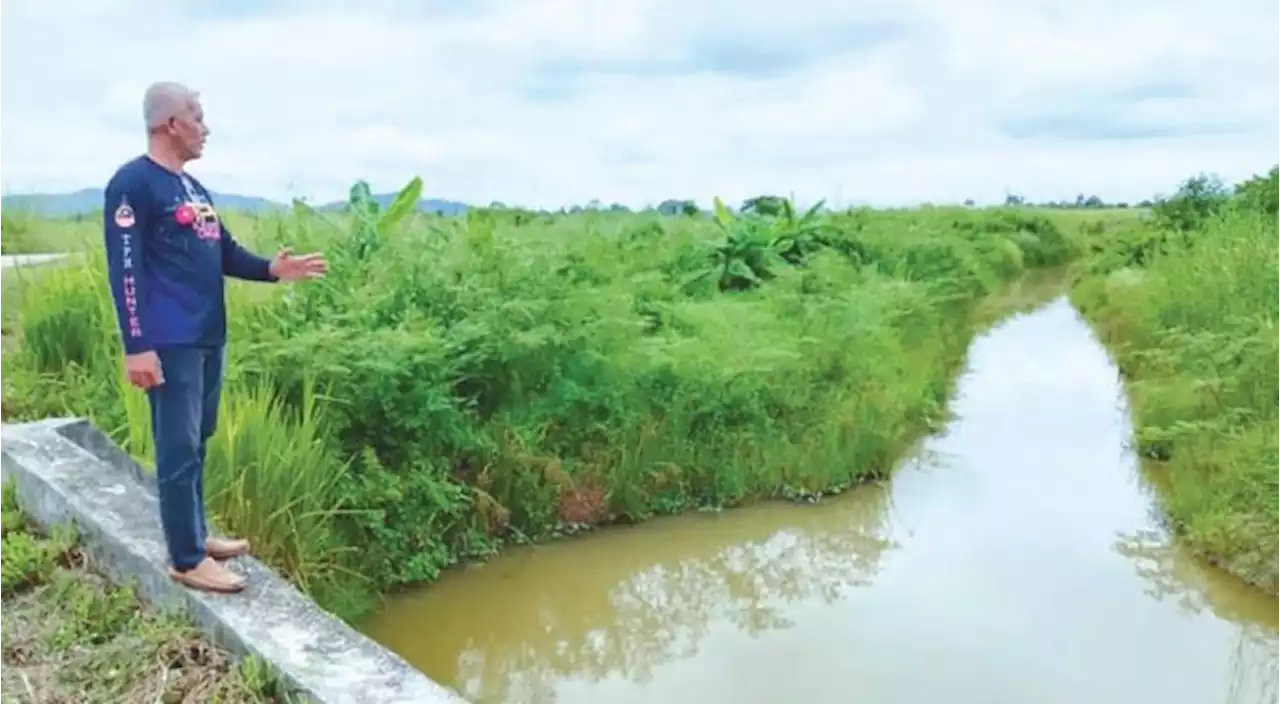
0, 253, 70, 269
0, 417, 469, 704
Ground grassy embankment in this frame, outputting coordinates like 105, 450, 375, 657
1, 483, 290, 703
1071, 167, 1279, 593
2, 183, 1099, 625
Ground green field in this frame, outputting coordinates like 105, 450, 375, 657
0, 169, 1274, 637
0, 188, 1090, 620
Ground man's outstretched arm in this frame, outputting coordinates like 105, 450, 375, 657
219, 223, 278, 282
103, 174, 154, 355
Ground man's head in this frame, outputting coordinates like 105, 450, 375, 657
143, 82, 209, 162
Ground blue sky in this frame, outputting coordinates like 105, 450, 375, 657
1, 0, 1276, 208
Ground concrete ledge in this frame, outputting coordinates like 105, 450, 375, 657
0, 253, 72, 269
1, 417, 468, 704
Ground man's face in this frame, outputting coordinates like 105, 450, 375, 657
165, 100, 210, 161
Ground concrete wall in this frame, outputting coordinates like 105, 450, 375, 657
1, 417, 469, 704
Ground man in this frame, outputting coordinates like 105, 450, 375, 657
103, 81, 327, 593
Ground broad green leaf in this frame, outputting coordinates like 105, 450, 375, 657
726, 258, 762, 282
378, 176, 424, 232
713, 196, 736, 231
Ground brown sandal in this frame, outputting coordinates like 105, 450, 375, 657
206, 536, 251, 560
170, 557, 246, 593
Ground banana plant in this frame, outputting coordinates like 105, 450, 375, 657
288, 176, 423, 262
280, 177, 424, 325
769, 197, 830, 264
346, 176, 424, 261
683, 197, 790, 292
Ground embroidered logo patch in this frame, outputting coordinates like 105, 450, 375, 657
114, 201, 135, 228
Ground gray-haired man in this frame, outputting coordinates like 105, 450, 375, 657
102, 82, 327, 593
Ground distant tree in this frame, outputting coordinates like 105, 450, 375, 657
1151, 173, 1231, 232
740, 195, 786, 216
963, 198, 976, 207
657, 199, 699, 216
1004, 193, 1026, 206
1233, 165, 1279, 216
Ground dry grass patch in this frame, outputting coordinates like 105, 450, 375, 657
0, 484, 296, 704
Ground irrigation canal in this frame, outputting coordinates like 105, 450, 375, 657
361, 296, 1278, 704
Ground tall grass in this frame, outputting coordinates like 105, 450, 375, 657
1, 211, 100, 254
1, 213, 41, 255
203, 376, 368, 615
1, 187, 1093, 621
1071, 166, 1279, 593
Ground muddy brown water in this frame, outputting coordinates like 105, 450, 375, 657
361, 296, 1278, 704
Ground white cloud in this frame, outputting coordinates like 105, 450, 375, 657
1, 0, 1276, 208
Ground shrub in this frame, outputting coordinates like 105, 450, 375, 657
1071, 165, 1279, 592
2, 186, 1093, 617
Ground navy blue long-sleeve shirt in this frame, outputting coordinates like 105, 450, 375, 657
103, 155, 276, 355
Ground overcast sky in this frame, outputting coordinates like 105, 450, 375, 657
2, 0, 1276, 208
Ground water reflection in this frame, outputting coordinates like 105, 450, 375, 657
1114, 527, 1278, 704
363, 298, 1278, 704
373, 484, 903, 702
1225, 627, 1278, 704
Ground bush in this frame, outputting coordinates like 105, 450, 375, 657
1233, 165, 1279, 217
2, 187, 1086, 619
1, 213, 39, 254
1071, 165, 1279, 592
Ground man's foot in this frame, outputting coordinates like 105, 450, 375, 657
205, 536, 251, 560
169, 557, 246, 593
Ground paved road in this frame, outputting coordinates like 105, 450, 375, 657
1, 253, 70, 269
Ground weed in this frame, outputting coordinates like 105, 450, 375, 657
2, 187, 1108, 618
1, 483, 295, 703
1071, 166, 1279, 593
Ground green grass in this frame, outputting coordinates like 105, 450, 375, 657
1, 212, 98, 255
2, 269, 24, 352
0, 483, 294, 703
1071, 166, 1279, 593
0, 184, 1148, 623
3, 262, 72, 356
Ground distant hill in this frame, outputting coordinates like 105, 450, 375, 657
2, 189, 109, 217
1, 189, 469, 218
311, 193, 469, 216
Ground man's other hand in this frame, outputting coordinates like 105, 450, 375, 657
125, 351, 164, 389
269, 248, 328, 281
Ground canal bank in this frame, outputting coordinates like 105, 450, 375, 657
360, 296, 1278, 704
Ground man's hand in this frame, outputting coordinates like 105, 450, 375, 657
125, 351, 164, 389
269, 248, 327, 282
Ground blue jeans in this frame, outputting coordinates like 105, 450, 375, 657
147, 345, 225, 571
